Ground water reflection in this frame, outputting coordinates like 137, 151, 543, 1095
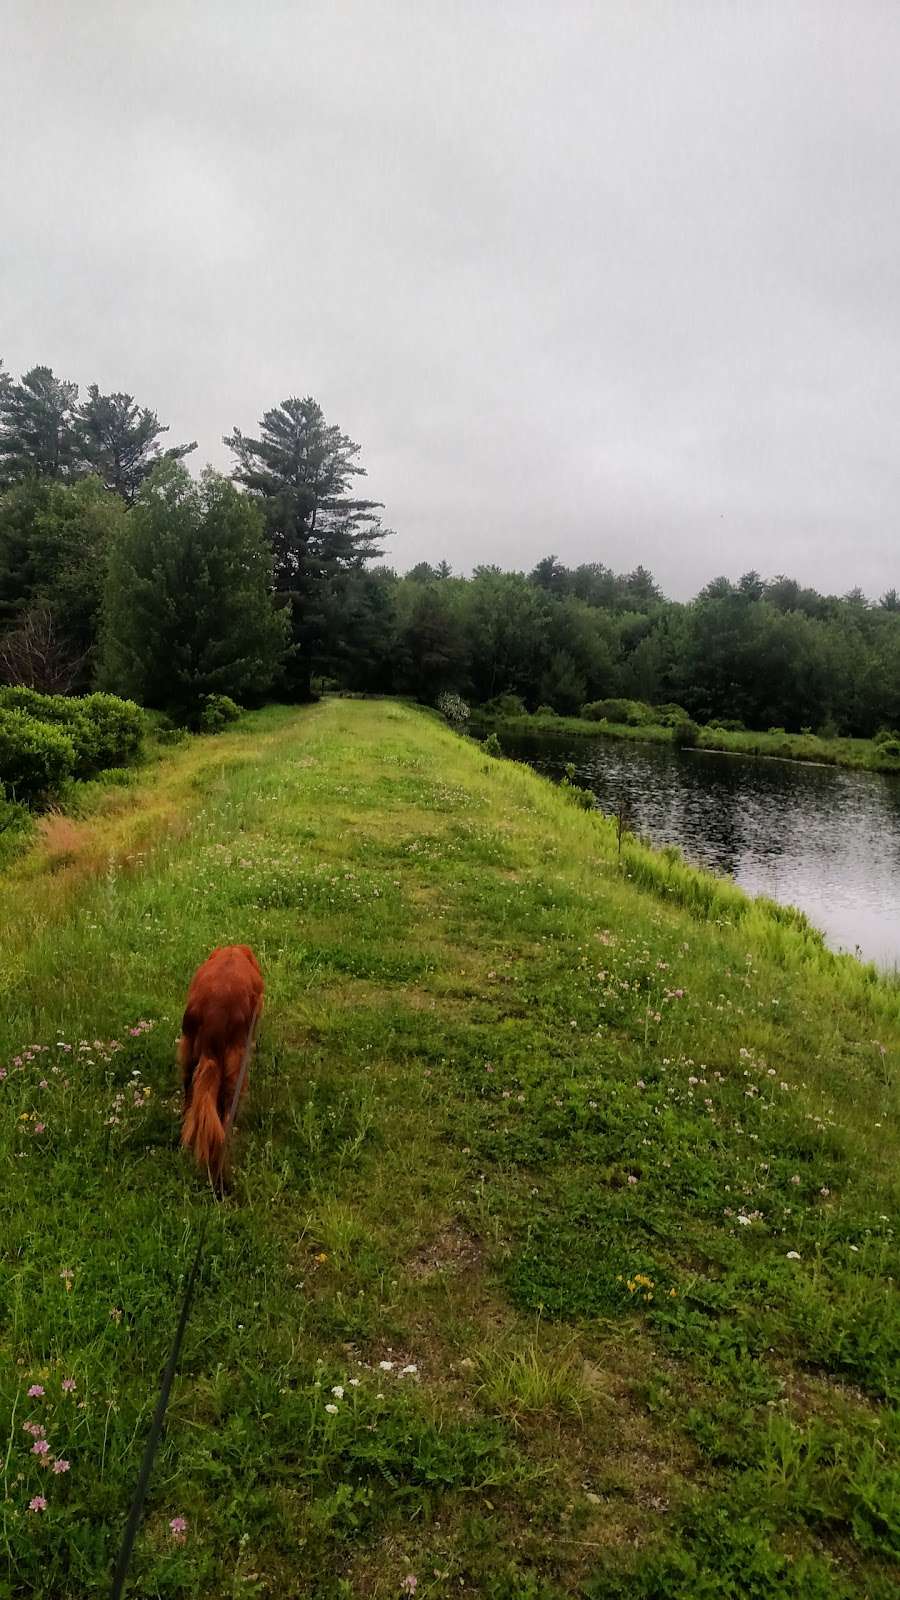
502, 731, 900, 968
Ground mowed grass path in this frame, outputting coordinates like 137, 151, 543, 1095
1, 700, 898, 1599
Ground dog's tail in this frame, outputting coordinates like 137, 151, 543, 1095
181, 1054, 225, 1177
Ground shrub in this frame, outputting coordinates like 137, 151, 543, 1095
707, 717, 746, 733
654, 702, 691, 727
671, 718, 701, 748
0, 687, 96, 774
874, 727, 900, 747
873, 737, 900, 762
483, 732, 503, 757
436, 691, 470, 728
0, 709, 76, 802
481, 692, 527, 718
77, 693, 145, 766
197, 694, 242, 734
580, 698, 654, 726
0, 687, 144, 773
533, 704, 557, 718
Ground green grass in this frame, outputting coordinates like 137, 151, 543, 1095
1, 699, 898, 1598
473, 711, 900, 773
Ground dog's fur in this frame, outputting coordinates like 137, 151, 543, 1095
177, 945, 264, 1182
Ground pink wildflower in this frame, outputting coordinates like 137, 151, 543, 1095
32, 1439, 50, 1456
33, 1123, 45, 1134
401, 1578, 418, 1595
52, 1459, 70, 1474
169, 1515, 188, 1541
61, 1378, 76, 1393
27, 1384, 45, 1398
28, 1496, 47, 1513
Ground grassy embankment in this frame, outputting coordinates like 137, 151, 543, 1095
1, 699, 898, 1599
471, 710, 900, 773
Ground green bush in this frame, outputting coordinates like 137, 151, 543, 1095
481, 692, 527, 718
672, 719, 701, 748
0, 709, 76, 802
707, 717, 747, 733
483, 731, 503, 757
873, 737, 900, 762
0, 687, 143, 773
580, 698, 654, 726
654, 702, 691, 727
874, 727, 900, 747
197, 693, 242, 734
77, 693, 144, 766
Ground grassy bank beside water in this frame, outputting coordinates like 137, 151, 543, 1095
1, 699, 898, 1598
471, 710, 900, 773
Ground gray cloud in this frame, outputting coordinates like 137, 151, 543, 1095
3, 1, 900, 597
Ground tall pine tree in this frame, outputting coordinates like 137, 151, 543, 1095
0, 365, 80, 486
75, 386, 196, 504
225, 395, 386, 697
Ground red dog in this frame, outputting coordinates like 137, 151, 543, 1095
177, 945, 264, 1181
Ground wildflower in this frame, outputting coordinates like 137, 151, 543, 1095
27, 1384, 45, 1398
169, 1515, 188, 1542
331, 1385, 345, 1399
790, 1175, 800, 1186
32, 1440, 50, 1456
23, 1422, 45, 1438
349, 1377, 361, 1387
314, 1252, 328, 1263
52, 1459, 70, 1474
737, 1214, 752, 1227
401, 1579, 418, 1595
819, 1186, 830, 1198
786, 1251, 801, 1260
379, 1360, 395, 1371
33, 1123, 45, 1134
28, 1496, 47, 1513
626, 1174, 638, 1186
324, 1403, 339, 1415
109, 1307, 122, 1323
401, 1364, 418, 1375
59, 1270, 74, 1292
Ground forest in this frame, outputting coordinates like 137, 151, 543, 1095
2, 357, 900, 737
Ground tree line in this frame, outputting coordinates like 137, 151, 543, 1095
1, 357, 899, 736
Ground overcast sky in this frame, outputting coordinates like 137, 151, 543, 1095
3, 2, 900, 598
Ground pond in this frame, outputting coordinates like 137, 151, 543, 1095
497, 729, 900, 970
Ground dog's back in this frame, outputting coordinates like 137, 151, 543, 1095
178, 945, 264, 1180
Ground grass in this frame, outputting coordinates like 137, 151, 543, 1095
472, 710, 900, 773
1, 698, 898, 1598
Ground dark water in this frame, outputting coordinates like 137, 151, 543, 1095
501, 730, 900, 969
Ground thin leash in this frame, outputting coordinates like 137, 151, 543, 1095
109, 1003, 260, 1600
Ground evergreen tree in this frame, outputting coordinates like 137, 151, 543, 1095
0, 365, 80, 486
76, 386, 196, 504
99, 462, 287, 714
225, 395, 386, 697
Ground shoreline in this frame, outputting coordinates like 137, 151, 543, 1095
470, 710, 900, 775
